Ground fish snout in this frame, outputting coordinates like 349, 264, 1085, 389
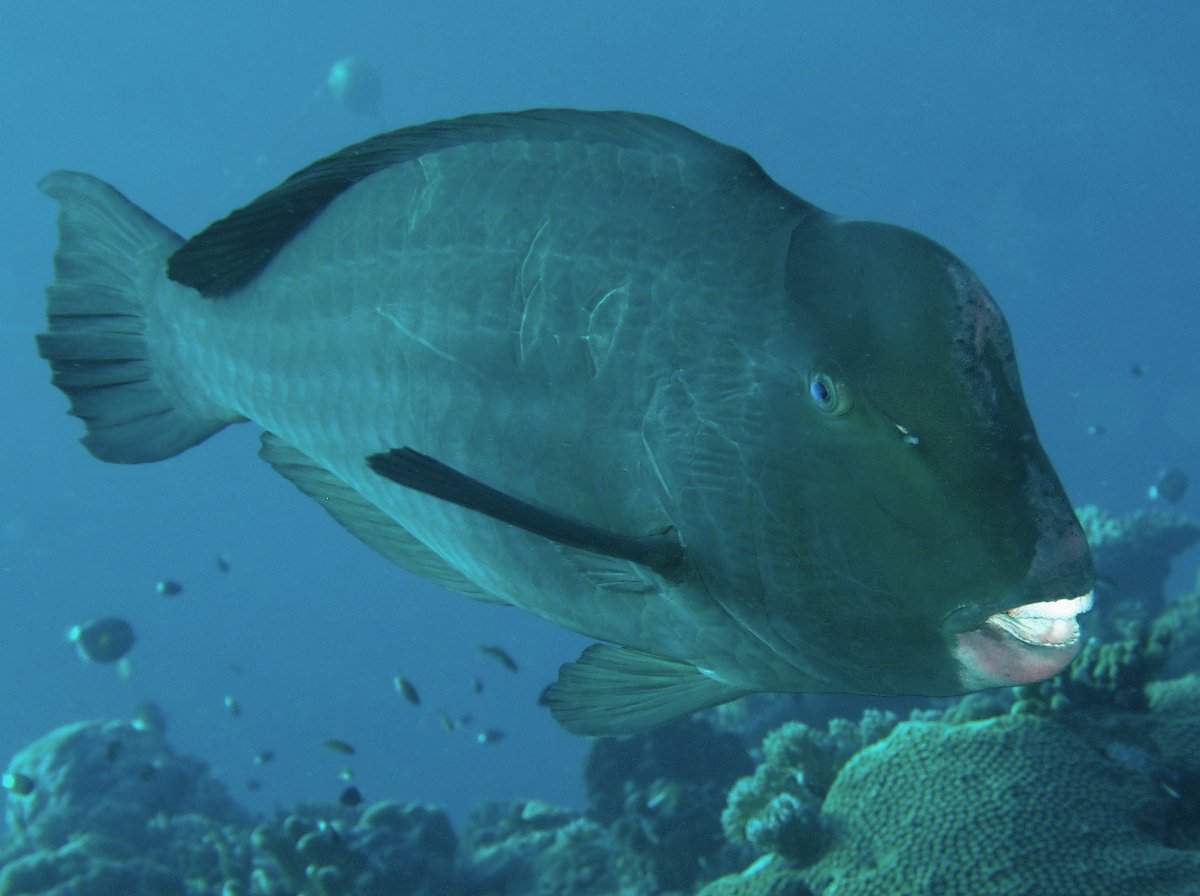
947, 590, 1094, 691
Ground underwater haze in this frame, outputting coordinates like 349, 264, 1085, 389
2, 0, 1198, 844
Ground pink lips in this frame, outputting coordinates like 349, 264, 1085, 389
953, 592, 1094, 690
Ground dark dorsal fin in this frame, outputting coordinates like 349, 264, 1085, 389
168, 109, 768, 298
366, 447, 685, 579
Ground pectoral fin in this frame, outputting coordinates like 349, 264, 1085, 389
545, 644, 752, 736
366, 448, 685, 577
260, 434, 505, 603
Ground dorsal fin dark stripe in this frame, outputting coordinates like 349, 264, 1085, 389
167, 108, 767, 298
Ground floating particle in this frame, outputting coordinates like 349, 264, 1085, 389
323, 739, 355, 756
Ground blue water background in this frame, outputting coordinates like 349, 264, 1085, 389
1, 2, 1197, 827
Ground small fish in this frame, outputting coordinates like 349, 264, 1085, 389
339, 785, 364, 807
437, 711, 455, 731
457, 713, 473, 728
479, 646, 518, 674
224, 696, 241, 716
1087, 424, 1107, 436
1130, 363, 1145, 377
472, 677, 484, 695
393, 675, 420, 706
156, 579, 183, 596
476, 728, 505, 745
253, 750, 274, 765
245, 779, 262, 792
216, 555, 230, 572
1149, 468, 1188, 504
68, 617, 135, 663
337, 767, 354, 782
323, 739, 355, 756
2, 772, 35, 796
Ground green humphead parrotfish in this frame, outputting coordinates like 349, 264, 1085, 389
36, 110, 1094, 735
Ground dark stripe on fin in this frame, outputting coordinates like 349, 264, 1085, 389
546, 644, 752, 736
366, 447, 684, 577
167, 109, 769, 297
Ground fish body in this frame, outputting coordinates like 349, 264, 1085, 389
393, 675, 420, 706
479, 646, 519, 674
36, 110, 1094, 735
69, 617, 136, 663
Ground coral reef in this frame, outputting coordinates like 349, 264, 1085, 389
1156, 571, 1200, 678
457, 799, 647, 896
1, 717, 251, 895
583, 717, 755, 892
0, 719, 459, 896
702, 677, 1200, 895
719, 711, 897, 864
1076, 505, 1200, 636
249, 800, 458, 896
805, 714, 1200, 894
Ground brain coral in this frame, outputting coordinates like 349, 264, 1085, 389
801, 715, 1200, 896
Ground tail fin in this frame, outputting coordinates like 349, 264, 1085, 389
36, 171, 237, 463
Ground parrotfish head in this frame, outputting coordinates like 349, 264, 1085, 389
769, 213, 1094, 697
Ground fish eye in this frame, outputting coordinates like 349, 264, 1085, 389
807, 370, 852, 415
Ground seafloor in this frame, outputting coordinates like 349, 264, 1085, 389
3, 506, 1199, 896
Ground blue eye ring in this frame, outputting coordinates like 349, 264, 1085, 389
807, 369, 852, 415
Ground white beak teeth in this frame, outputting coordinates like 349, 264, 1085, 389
986, 592, 1094, 647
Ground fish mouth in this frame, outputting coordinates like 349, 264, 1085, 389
983, 592, 1093, 647
949, 592, 1094, 691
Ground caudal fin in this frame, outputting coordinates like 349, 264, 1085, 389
36, 171, 236, 463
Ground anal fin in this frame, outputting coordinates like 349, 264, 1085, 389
260, 433, 507, 604
545, 644, 751, 736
